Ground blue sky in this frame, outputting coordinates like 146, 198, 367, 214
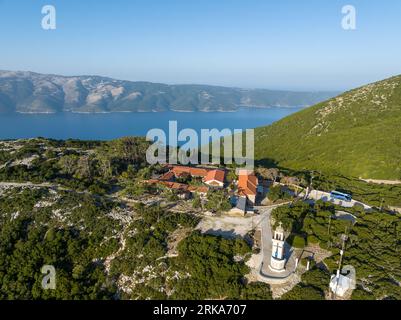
1, 0, 401, 91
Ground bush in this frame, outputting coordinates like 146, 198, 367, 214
88, 183, 107, 195
167, 191, 179, 202
281, 285, 325, 300
240, 282, 272, 300
291, 235, 306, 248
192, 194, 201, 209
307, 235, 320, 245
268, 185, 292, 203
351, 287, 376, 300
205, 189, 231, 213
281, 267, 329, 300
123, 182, 151, 197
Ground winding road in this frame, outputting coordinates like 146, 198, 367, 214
254, 203, 298, 283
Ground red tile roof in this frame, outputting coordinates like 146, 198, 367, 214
146, 180, 188, 191
238, 172, 258, 196
171, 166, 209, 177
145, 179, 208, 194
147, 166, 226, 194
170, 165, 226, 181
159, 171, 175, 181
203, 169, 225, 184
188, 185, 209, 194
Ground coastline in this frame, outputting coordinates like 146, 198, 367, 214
9, 105, 304, 115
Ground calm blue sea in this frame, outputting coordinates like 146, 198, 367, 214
0, 107, 301, 141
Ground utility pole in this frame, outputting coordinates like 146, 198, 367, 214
333, 229, 349, 299
327, 215, 332, 248
309, 170, 316, 200
380, 198, 385, 212
338, 233, 347, 270
274, 174, 278, 185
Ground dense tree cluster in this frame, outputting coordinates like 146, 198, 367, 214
267, 185, 293, 203
0, 188, 119, 299
171, 232, 272, 300
205, 189, 232, 213
281, 267, 330, 300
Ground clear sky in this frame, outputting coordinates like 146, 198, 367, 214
1, 0, 401, 91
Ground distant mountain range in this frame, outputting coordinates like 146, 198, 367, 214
255, 74, 401, 180
0, 70, 338, 113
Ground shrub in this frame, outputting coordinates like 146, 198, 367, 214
291, 235, 306, 248
205, 189, 231, 213
192, 194, 201, 209
88, 183, 107, 195
240, 282, 273, 300
351, 287, 376, 300
268, 185, 291, 202
281, 285, 325, 300
307, 235, 320, 245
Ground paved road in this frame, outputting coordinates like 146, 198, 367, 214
299, 189, 372, 211
254, 204, 298, 283
274, 182, 372, 211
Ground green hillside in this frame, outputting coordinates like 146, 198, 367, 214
255, 75, 401, 179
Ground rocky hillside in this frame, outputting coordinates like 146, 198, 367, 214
0, 70, 337, 113
255, 75, 401, 180
0, 138, 272, 300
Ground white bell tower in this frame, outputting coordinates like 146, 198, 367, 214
270, 223, 286, 272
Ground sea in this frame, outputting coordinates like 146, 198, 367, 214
0, 107, 302, 141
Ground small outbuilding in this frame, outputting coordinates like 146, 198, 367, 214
229, 196, 247, 216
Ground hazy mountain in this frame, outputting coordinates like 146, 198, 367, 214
255, 75, 401, 180
0, 70, 338, 113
